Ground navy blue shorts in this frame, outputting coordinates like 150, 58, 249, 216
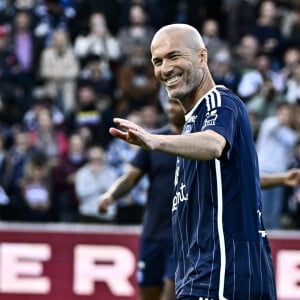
137, 238, 174, 286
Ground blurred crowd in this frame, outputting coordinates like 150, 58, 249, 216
0, 0, 299, 230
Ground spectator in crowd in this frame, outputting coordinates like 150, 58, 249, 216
0, 24, 27, 124
73, 12, 120, 70
20, 150, 53, 222
201, 18, 228, 61
0, 0, 14, 24
116, 44, 160, 114
13, 0, 37, 13
256, 102, 299, 229
79, 53, 117, 105
276, 47, 300, 96
67, 80, 114, 148
75, 144, 117, 223
28, 106, 69, 168
244, 50, 290, 121
198, 0, 227, 34
139, 104, 163, 130
70, 0, 121, 37
39, 28, 79, 116
23, 93, 65, 131
11, 10, 37, 106
117, 4, 155, 62
284, 63, 300, 104
231, 34, 260, 75
246, 77, 281, 122
281, 3, 300, 48
209, 47, 240, 93
237, 53, 281, 103
6, 129, 37, 220
143, 0, 222, 32
250, 0, 285, 68
52, 132, 87, 222
34, 0, 75, 47
226, 0, 259, 45
11, 10, 35, 74
133, 0, 169, 29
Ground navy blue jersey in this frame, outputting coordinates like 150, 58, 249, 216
132, 125, 177, 239
172, 86, 276, 299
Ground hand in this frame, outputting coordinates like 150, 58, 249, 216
283, 168, 300, 187
98, 193, 114, 213
109, 118, 156, 150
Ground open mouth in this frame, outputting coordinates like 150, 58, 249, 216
165, 75, 181, 86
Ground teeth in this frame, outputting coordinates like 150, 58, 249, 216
166, 76, 179, 84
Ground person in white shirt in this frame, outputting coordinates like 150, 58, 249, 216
75, 145, 117, 222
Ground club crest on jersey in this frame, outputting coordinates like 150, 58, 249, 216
184, 124, 192, 133
202, 109, 218, 130
187, 115, 197, 123
184, 115, 197, 133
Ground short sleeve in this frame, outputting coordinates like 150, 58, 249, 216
201, 98, 237, 160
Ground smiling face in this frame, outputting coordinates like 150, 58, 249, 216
151, 24, 212, 110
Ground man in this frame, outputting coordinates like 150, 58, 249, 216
107, 23, 277, 299
75, 145, 117, 222
256, 102, 298, 229
100, 98, 300, 300
99, 99, 184, 300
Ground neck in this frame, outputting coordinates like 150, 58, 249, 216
183, 71, 216, 112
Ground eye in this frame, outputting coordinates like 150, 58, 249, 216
153, 59, 162, 67
169, 54, 179, 60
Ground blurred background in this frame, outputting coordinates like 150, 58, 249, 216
0, 0, 299, 299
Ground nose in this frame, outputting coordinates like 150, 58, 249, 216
160, 60, 174, 77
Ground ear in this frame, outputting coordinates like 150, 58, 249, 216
199, 48, 208, 67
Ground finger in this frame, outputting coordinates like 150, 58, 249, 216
109, 127, 128, 139
113, 118, 131, 128
98, 201, 108, 213
113, 117, 126, 123
114, 118, 138, 131
99, 206, 107, 213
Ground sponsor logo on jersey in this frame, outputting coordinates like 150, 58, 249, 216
172, 182, 188, 212
202, 109, 218, 130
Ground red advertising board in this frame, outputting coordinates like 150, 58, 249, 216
0, 223, 140, 300
0, 223, 299, 300
269, 231, 300, 300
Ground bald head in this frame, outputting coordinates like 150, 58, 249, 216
151, 24, 205, 52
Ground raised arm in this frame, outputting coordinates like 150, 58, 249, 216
110, 118, 226, 160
